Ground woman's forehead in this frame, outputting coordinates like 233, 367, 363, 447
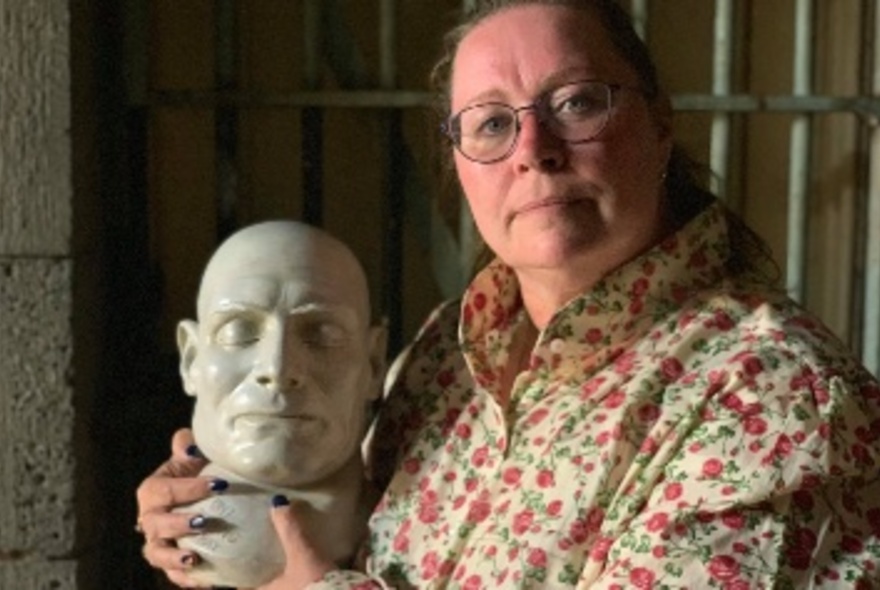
450, 4, 630, 102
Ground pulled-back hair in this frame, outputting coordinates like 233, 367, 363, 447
431, 0, 779, 283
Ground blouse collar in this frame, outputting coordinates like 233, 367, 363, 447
459, 200, 731, 391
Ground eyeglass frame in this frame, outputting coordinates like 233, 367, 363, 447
440, 79, 647, 165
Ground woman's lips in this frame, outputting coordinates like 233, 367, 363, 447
512, 196, 583, 220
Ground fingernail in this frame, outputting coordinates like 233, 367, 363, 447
185, 444, 205, 459
181, 553, 199, 567
271, 494, 289, 507
189, 515, 206, 529
209, 478, 229, 493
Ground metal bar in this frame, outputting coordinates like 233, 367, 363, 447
322, 0, 368, 88
673, 94, 880, 115
458, 0, 478, 289
379, 0, 406, 355
143, 90, 880, 115
458, 201, 476, 283
786, 0, 815, 302
303, 1, 321, 89
302, 0, 323, 225
383, 116, 406, 354
852, 0, 875, 363
148, 89, 432, 107
380, 0, 397, 89
631, 0, 649, 40
710, 0, 735, 200
311, 0, 467, 322
123, 0, 148, 104
864, 0, 880, 375
113, 2, 153, 582
215, 0, 238, 239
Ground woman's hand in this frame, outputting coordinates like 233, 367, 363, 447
254, 497, 335, 590
136, 428, 216, 588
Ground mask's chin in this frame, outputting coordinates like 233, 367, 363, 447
233, 436, 337, 487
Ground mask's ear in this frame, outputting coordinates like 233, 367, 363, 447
365, 318, 389, 402
177, 319, 200, 397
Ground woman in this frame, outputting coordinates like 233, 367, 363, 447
138, 1, 880, 588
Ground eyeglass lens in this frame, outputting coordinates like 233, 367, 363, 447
450, 80, 613, 163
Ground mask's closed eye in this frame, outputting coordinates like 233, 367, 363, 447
215, 316, 262, 347
300, 320, 351, 351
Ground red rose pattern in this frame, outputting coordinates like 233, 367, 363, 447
343, 203, 880, 590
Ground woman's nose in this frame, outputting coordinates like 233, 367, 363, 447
511, 110, 566, 172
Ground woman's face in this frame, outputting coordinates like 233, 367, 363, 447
450, 4, 672, 280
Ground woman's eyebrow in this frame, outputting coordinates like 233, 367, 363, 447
457, 66, 597, 107
538, 66, 596, 91
457, 87, 508, 108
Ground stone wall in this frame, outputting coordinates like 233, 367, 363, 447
0, 1, 79, 588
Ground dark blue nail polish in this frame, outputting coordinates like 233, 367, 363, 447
209, 478, 229, 493
271, 494, 289, 507
189, 515, 206, 529
185, 444, 205, 459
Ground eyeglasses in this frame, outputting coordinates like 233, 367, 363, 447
441, 80, 643, 164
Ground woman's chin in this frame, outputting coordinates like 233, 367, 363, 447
505, 236, 599, 271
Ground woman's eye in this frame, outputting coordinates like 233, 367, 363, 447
550, 89, 607, 120
215, 318, 261, 347
555, 93, 600, 116
476, 114, 512, 136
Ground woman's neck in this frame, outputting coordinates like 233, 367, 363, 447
513, 223, 671, 328
516, 266, 604, 330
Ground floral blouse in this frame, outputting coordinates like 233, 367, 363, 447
311, 202, 880, 589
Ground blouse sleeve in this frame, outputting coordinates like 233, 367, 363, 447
363, 299, 461, 492
586, 360, 880, 589
304, 570, 392, 590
